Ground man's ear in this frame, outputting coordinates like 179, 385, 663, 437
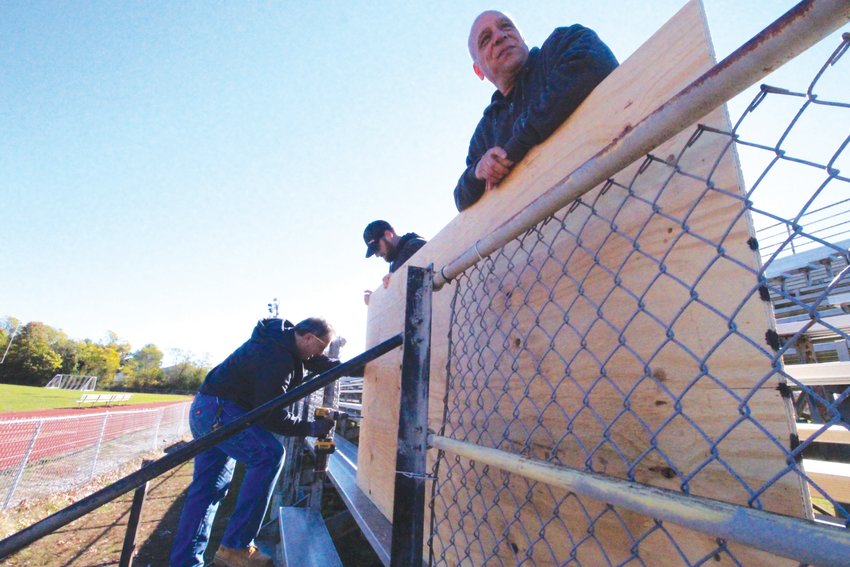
384, 229, 395, 240
473, 63, 485, 81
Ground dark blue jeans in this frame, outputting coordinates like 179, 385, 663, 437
169, 393, 285, 567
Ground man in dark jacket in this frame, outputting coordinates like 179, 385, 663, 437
362, 220, 427, 304
170, 317, 337, 567
454, 11, 619, 211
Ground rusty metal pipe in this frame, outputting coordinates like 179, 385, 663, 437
429, 434, 850, 566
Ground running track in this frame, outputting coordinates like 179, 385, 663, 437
0, 401, 191, 470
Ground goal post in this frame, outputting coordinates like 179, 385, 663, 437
44, 374, 98, 391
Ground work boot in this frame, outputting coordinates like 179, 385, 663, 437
213, 544, 274, 567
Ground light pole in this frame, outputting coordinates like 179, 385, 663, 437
1, 323, 21, 365
267, 297, 279, 318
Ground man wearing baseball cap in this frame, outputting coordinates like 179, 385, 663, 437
362, 220, 426, 304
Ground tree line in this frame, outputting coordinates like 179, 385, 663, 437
0, 316, 209, 392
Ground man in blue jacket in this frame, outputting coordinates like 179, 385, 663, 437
454, 11, 619, 211
170, 317, 337, 567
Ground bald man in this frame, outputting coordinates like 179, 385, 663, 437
453, 11, 618, 211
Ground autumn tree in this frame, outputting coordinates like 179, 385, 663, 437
125, 344, 165, 388
75, 340, 121, 388
0, 316, 201, 392
165, 349, 209, 391
43, 327, 81, 375
0, 322, 62, 385
105, 330, 132, 367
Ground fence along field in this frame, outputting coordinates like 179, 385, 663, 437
0, 403, 190, 510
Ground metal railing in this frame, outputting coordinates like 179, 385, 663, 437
425, 3, 850, 567
756, 198, 850, 259
0, 335, 402, 561
0, 402, 190, 511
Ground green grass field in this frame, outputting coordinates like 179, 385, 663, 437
0, 384, 191, 414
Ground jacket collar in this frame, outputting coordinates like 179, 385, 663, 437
280, 328, 302, 363
488, 46, 541, 106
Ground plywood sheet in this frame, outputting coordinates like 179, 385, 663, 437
359, 1, 807, 564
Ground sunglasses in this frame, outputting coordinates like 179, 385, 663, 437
309, 333, 329, 349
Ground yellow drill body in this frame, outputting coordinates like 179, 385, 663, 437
313, 406, 344, 473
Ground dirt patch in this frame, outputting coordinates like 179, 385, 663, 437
1, 443, 385, 566
0, 444, 195, 567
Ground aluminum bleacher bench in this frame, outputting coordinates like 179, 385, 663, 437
75, 393, 101, 407
803, 459, 850, 504
113, 393, 132, 405
75, 393, 132, 407
98, 394, 116, 406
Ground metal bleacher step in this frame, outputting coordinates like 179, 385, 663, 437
278, 506, 343, 567
785, 361, 850, 386
278, 436, 392, 567
803, 459, 850, 504
326, 436, 392, 566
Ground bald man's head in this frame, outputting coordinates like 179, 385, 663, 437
467, 10, 529, 95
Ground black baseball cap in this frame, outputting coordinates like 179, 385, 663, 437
363, 220, 393, 257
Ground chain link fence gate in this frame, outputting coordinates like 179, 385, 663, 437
428, 27, 850, 567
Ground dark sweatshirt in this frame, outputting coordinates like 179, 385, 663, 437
454, 25, 619, 211
389, 232, 427, 273
199, 319, 337, 435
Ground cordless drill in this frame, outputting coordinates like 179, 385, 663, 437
313, 407, 346, 473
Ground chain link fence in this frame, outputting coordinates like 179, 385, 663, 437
429, 31, 849, 566
0, 402, 190, 511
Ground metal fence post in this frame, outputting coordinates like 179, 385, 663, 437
151, 408, 164, 450
278, 399, 307, 507
323, 337, 344, 408
307, 337, 345, 511
178, 402, 189, 437
391, 266, 433, 567
119, 460, 151, 567
3, 421, 42, 510
89, 413, 109, 481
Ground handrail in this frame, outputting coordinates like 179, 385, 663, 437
0, 334, 403, 561
428, 434, 850, 567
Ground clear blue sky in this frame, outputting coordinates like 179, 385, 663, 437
1, 1, 841, 366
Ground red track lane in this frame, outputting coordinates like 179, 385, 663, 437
0, 401, 191, 471
0, 400, 190, 420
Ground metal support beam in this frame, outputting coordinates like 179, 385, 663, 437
428, 434, 850, 567
434, 0, 850, 289
3, 422, 41, 510
306, 338, 347, 511
391, 266, 433, 567
89, 413, 110, 481
0, 334, 403, 561
0, 322, 21, 365
119, 461, 151, 567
